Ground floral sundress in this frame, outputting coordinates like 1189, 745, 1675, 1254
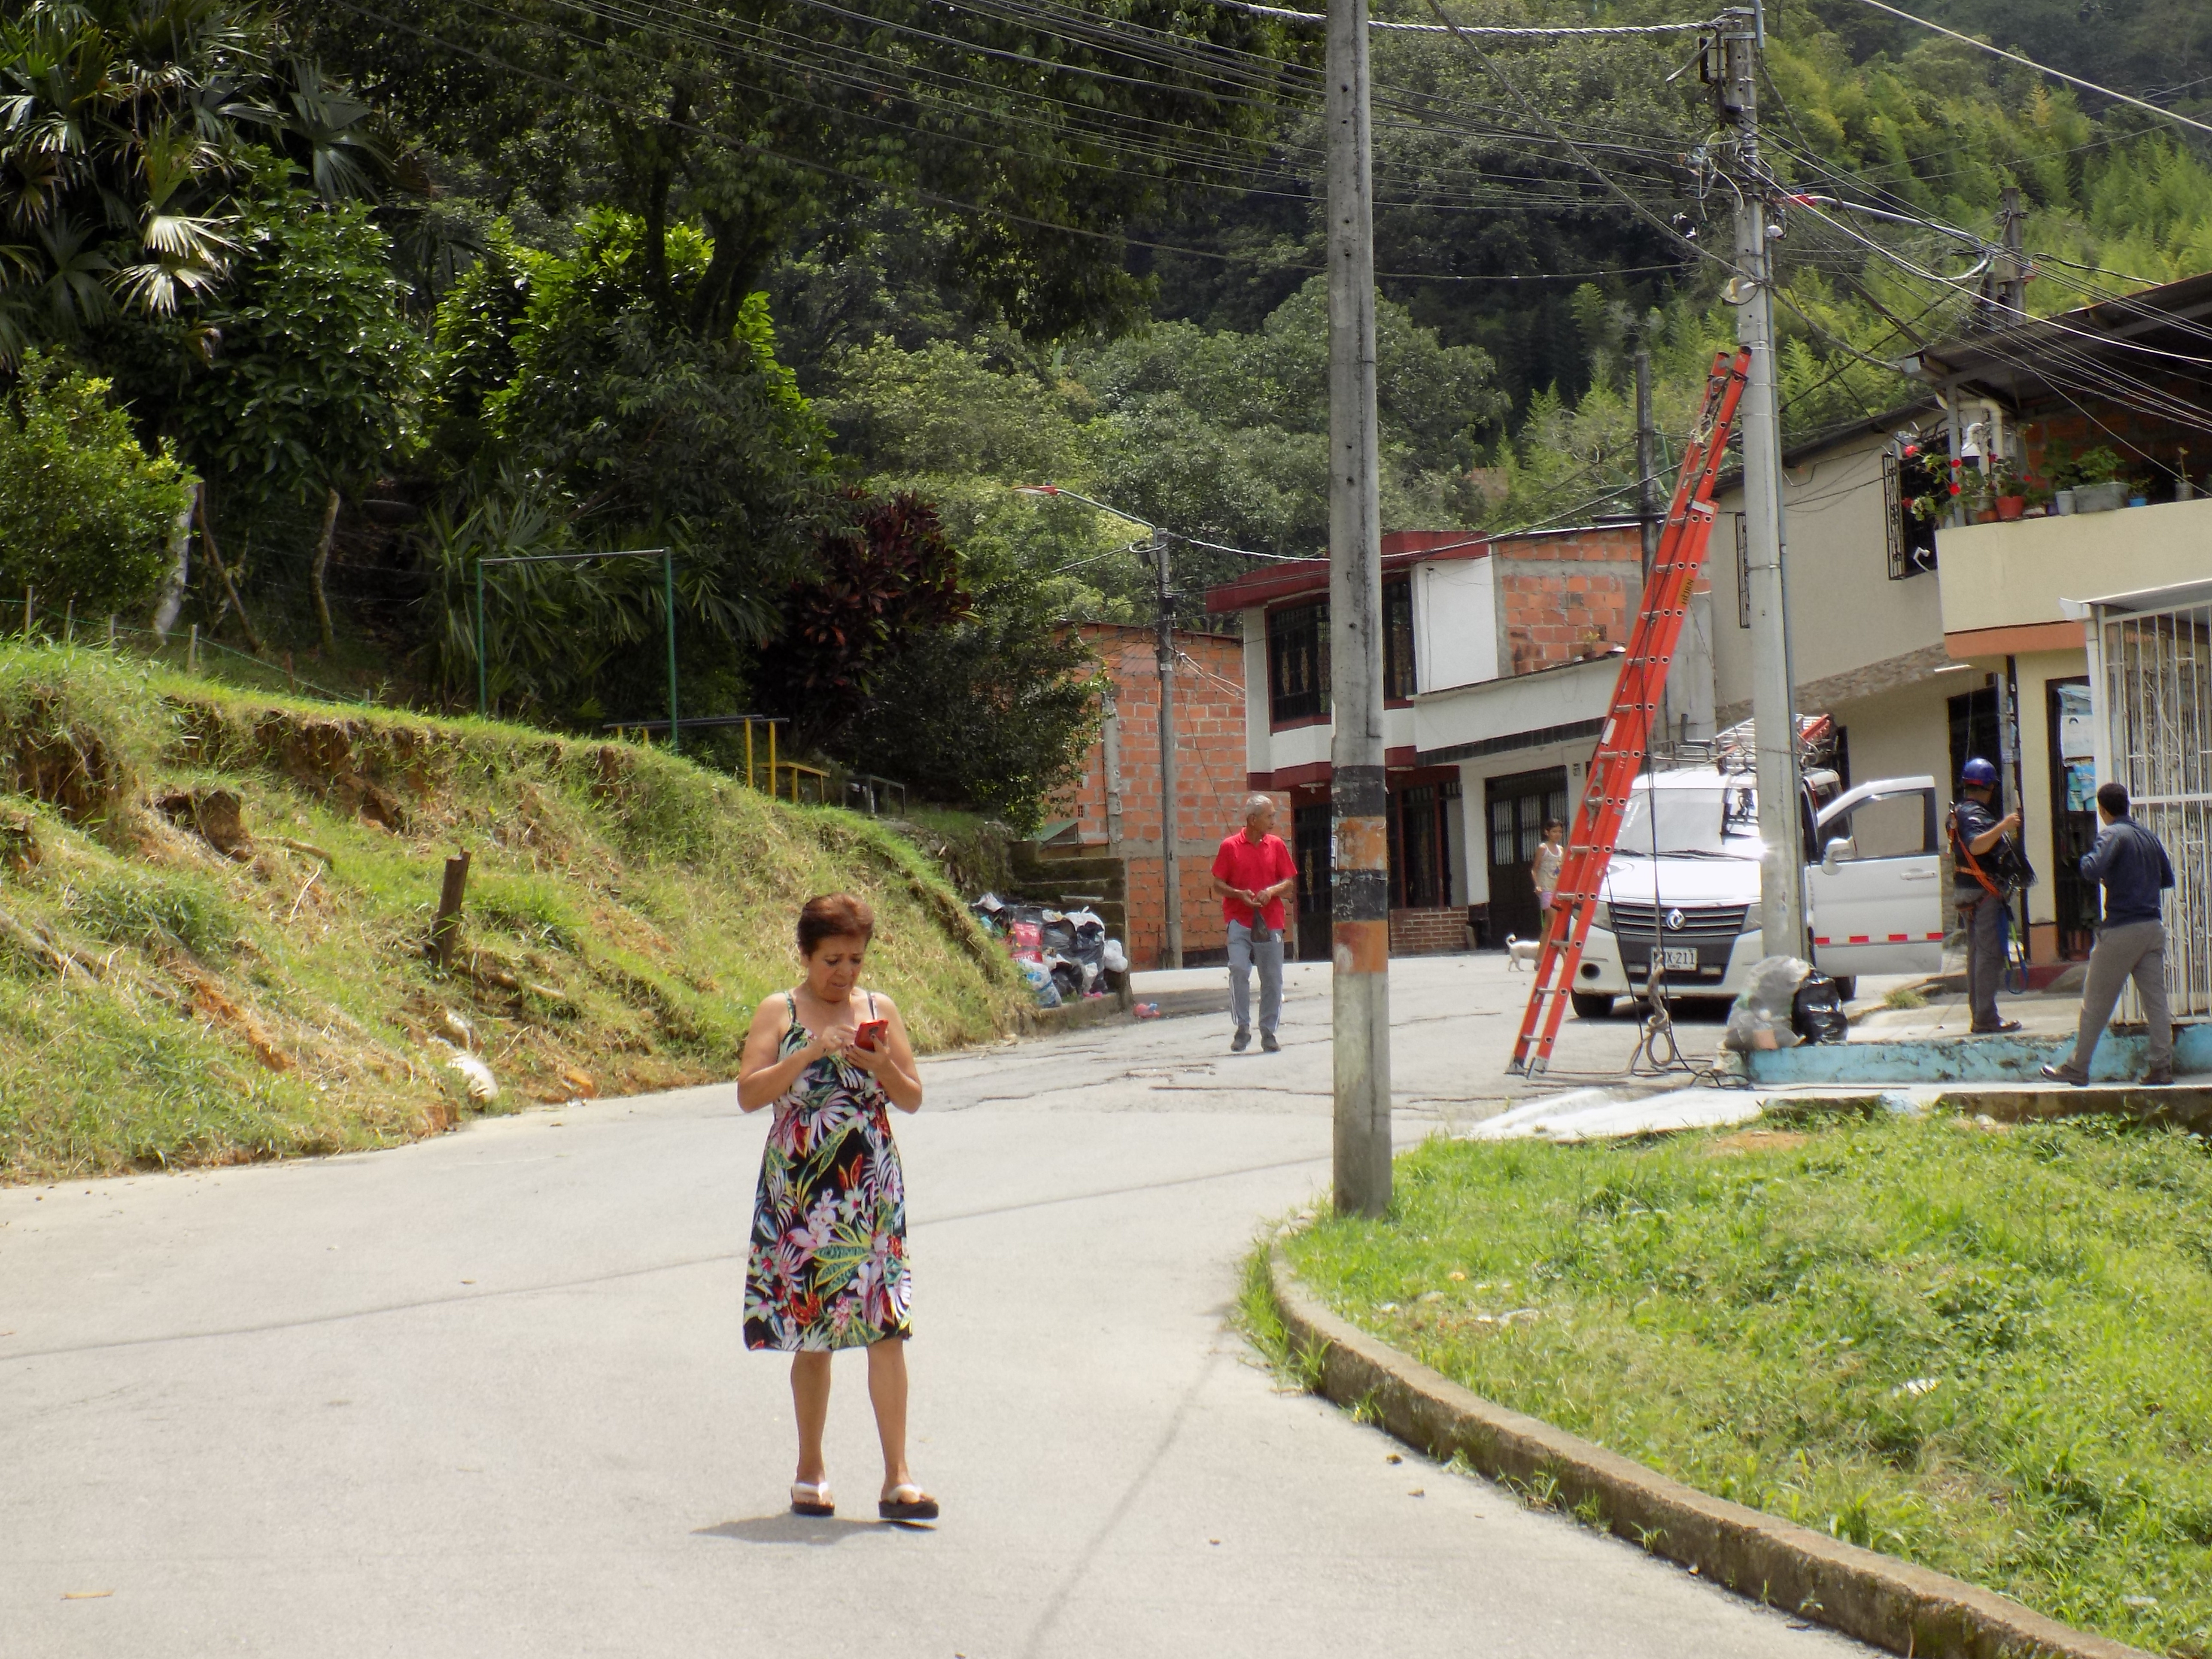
742, 991, 912, 1352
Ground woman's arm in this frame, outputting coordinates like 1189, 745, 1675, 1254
841, 993, 924, 1112
737, 998, 828, 1112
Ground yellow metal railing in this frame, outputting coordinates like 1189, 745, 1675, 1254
601, 714, 829, 805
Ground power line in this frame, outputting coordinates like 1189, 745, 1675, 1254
1213, 0, 1711, 36
1845, 0, 2212, 142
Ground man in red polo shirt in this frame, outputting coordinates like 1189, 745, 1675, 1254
1210, 793, 1298, 1052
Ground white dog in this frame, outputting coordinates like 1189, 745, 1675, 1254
1505, 933, 1543, 971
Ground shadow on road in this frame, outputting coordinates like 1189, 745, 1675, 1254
693, 1514, 905, 1544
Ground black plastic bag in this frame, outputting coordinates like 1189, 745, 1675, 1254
1791, 973, 1850, 1045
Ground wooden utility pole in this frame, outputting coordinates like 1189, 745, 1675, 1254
1720, 7, 1805, 955
1152, 526, 1183, 969
1326, 0, 1391, 1217
429, 852, 471, 969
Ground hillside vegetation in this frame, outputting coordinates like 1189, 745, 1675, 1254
0, 646, 1022, 1184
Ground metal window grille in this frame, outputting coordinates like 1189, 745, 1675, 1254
1886, 448, 1941, 579
1267, 600, 1330, 725
2092, 586, 2212, 1017
1383, 577, 1416, 699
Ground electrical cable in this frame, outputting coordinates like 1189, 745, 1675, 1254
1844, 0, 2212, 143
337, 0, 1709, 289
1414, 0, 1749, 287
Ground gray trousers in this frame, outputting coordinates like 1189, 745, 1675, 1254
1960, 890, 2008, 1030
1228, 920, 1284, 1036
2065, 919, 2172, 1079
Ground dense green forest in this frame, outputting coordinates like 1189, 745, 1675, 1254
1, 0, 2207, 825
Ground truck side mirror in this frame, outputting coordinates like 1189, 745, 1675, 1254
1822, 836, 1855, 872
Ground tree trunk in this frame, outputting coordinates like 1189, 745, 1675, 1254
311, 485, 341, 654
196, 481, 264, 657
151, 486, 194, 639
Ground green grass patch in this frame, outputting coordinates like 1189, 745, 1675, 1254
1884, 985, 1928, 1010
0, 643, 1024, 1182
1282, 1118, 2212, 1656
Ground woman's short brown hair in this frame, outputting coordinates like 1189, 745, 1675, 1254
797, 893, 875, 957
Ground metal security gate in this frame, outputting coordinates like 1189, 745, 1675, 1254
2085, 579, 2212, 1018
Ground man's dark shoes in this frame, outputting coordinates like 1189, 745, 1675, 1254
1261, 1031, 1281, 1053
2040, 1063, 2089, 1087
1972, 1019, 2023, 1035
1231, 1028, 1251, 1053
2145, 1070, 2174, 1086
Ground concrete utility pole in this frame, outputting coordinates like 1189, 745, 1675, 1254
1325, 0, 1391, 1217
1152, 525, 1184, 970
1718, 8, 1805, 957
1635, 345, 1665, 744
1975, 185, 2028, 330
1635, 345, 1660, 576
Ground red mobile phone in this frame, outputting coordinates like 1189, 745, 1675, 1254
854, 1019, 889, 1052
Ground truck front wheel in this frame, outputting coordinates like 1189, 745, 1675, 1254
1570, 992, 1615, 1019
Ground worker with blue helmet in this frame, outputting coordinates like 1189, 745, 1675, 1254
1948, 756, 2021, 1034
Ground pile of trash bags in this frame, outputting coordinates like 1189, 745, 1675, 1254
1723, 955, 1850, 1051
969, 893, 1128, 1008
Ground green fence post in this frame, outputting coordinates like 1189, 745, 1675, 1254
663, 550, 680, 755
474, 561, 488, 720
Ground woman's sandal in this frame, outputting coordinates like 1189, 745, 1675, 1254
879, 1483, 939, 1523
790, 1481, 835, 1518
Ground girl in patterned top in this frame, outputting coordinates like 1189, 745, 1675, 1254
737, 893, 937, 1523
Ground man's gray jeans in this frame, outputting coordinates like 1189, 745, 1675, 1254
1960, 889, 2008, 1030
1227, 919, 1284, 1036
2063, 918, 2172, 1079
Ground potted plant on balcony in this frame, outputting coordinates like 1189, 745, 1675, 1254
1989, 459, 2030, 520
2072, 446, 2129, 513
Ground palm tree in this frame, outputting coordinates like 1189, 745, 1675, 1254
0, 0, 402, 358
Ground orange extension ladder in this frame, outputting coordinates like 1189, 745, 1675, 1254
1508, 348, 1753, 1076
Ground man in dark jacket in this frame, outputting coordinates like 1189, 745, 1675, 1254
2042, 781, 2175, 1085
1951, 757, 2022, 1034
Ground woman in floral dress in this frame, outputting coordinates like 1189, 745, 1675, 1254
738, 893, 937, 1523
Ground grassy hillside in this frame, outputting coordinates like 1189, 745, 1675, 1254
0, 645, 1024, 1184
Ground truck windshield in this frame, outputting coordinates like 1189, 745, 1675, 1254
1614, 784, 1761, 857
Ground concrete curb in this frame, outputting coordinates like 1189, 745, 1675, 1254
1014, 994, 1129, 1037
1266, 1249, 2148, 1659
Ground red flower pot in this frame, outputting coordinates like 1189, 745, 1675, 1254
1995, 495, 2027, 521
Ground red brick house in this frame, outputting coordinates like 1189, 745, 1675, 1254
1037, 623, 1253, 968
1205, 525, 1647, 957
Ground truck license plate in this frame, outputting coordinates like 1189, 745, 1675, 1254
1659, 946, 1698, 971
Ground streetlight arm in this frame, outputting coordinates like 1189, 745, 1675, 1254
1010, 483, 1155, 533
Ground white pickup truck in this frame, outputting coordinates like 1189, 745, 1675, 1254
1568, 766, 1948, 1017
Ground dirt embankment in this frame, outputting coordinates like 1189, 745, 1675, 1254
0, 648, 1021, 1183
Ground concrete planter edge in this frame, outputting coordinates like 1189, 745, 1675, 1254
1265, 1247, 2148, 1659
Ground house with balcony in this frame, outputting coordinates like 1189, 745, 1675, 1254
1695, 268, 2212, 976
1912, 270, 2212, 969
1206, 524, 1646, 958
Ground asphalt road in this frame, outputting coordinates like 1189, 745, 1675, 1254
0, 954, 1867, 1658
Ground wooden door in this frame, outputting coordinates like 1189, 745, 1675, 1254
1484, 767, 1566, 945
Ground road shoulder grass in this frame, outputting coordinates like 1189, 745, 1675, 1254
1281, 1115, 2212, 1657
0, 645, 1024, 1182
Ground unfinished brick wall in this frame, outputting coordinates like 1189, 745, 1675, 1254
1389, 907, 1469, 956
1046, 625, 1255, 969
1495, 527, 1643, 677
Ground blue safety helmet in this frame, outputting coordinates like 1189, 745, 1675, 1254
1960, 757, 1999, 787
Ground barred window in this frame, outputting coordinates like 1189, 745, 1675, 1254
1267, 600, 1330, 725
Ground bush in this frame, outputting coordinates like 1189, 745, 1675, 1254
0, 354, 194, 615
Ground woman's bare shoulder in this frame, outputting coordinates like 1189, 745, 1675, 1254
863, 988, 902, 1016
750, 992, 796, 1034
